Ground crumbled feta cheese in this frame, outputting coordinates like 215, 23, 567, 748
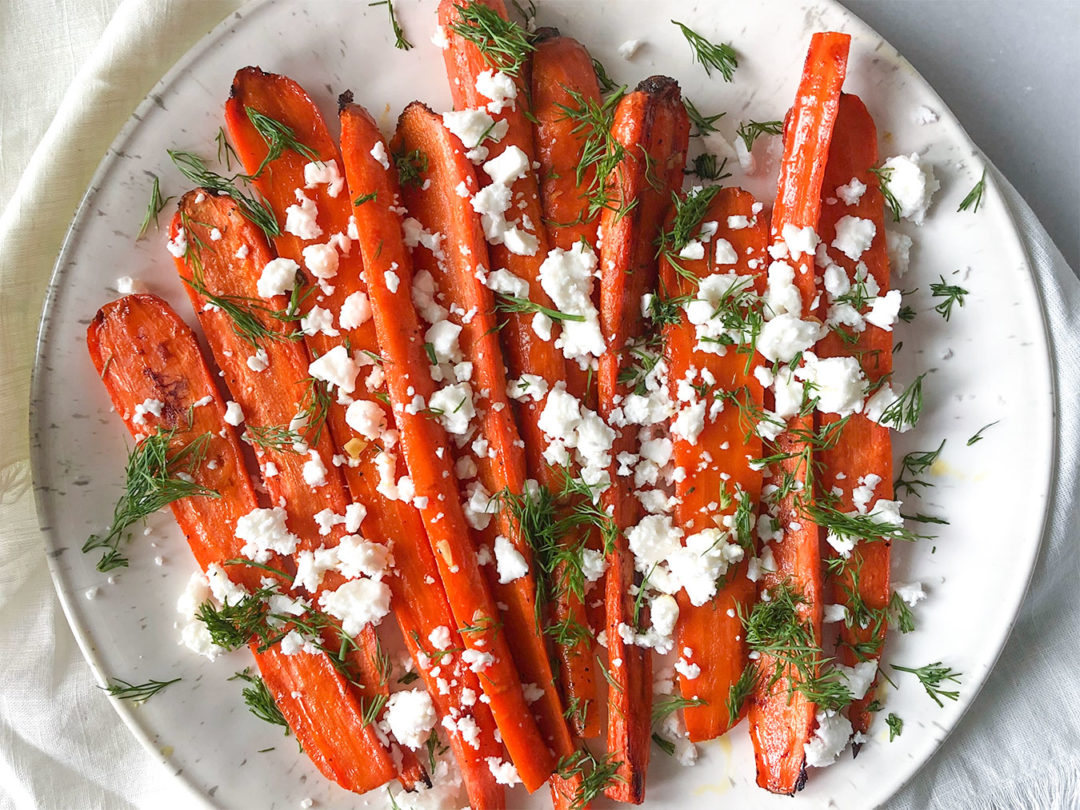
431, 24, 450, 49
302, 450, 328, 487
836, 177, 867, 206
304, 159, 345, 197
756, 313, 824, 363
257, 258, 300, 299
428, 382, 476, 435
836, 660, 878, 700
308, 345, 360, 394
483, 145, 530, 186
714, 238, 738, 265
166, 228, 187, 258
247, 348, 269, 373
345, 399, 388, 440
115, 276, 146, 295
880, 153, 939, 225
385, 689, 437, 749
894, 581, 927, 607
339, 290, 372, 329
823, 603, 848, 623
781, 224, 820, 261
319, 578, 392, 635
494, 535, 529, 584
236, 507, 300, 563
131, 397, 163, 426
442, 109, 508, 155
539, 242, 606, 362
300, 305, 339, 337
475, 69, 517, 114
385, 270, 401, 293
302, 242, 340, 280
804, 710, 853, 768
832, 215, 877, 261
485, 757, 521, 786
795, 353, 867, 416
618, 39, 642, 59
223, 400, 244, 426
764, 260, 803, 319
913, 105, 939, 125
370, 141, 391, 170
284, 189, 322, 240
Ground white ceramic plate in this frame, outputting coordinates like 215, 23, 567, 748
30, 0, 1055, 807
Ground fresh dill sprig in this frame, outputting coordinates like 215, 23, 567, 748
215, 127, 239, 171
495, 293, 586, 323
898, 303, 917, 323
892, 661, 962, 707
245, 107, 320, 178
187, 275, 307, 348
555, 749, 625, 810
672, 20, 738, 81
197, 587, 275, 650
889, 591, 916, 634
727, 664, 758, 726
137, 175, 174, 239
369, 0, 412, 50
652, 732, 676, 756
894, 439, 945, 496
393, 147, 429, 187
652, 694, 705, 724
736, 119, 783, 151
684, 98, 725, 137
423, 727, 449, 772
554, 86, 630, 222
869, 165, 902, 222
929, 275, 968, 321
957, 167, 987, 213
807, 502, 927, 546
361, 693, 389, 727
886, 712, 904, 741
657, 185, 723, 279
245, 423, 304, 453
83, 425, 217, 571
684, 153, 731, 182
353, 191, 378, 207
230, 669, 290, 733
967, 421, 998, 446
294, 375, 334, 448
104, 676, 181, 702
878, 374, 926, 431
739, 581, 852, 708
592, 57, 618, 95
448, 1, 535, 77
168, 150, 280, 239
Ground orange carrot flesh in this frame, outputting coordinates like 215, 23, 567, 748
86, 293, 396, 794
437, 0, 570, 488
747, 32, 850, 796
530, 30, 603, 253
814, 93, 893, 735
224, 70, 504, 807
388, 100, 581, 760
527, 31, 610, 739
597, 76, 689, 805
169, 193, 431, 790
660, 188, 770, 742
337, 99, 556, 794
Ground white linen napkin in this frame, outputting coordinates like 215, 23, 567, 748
0, 2, 1076, 808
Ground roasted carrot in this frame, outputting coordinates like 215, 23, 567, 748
597, 75, 689, 804
747, 31, 850, 796
814, 93, 893, 735
530, 29, 603, 253
440, 0, 603, 764
437, 0, 570, 487
169, 192, 427, 790
386, 99, 584, 760
224, 69, 505, 807
660, 188, 770, 741
87, 293, 396, 794
336, 98, 556, 794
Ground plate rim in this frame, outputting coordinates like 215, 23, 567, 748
26, 0, 1059, 807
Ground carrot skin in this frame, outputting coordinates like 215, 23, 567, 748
225, 69, 504, 807
86, 294, 396, 794
338, 99, 556, 793
597, 75, 689, 804
814, 93, 893, 735
661, 188, 769, 741
747, 31, 850, 796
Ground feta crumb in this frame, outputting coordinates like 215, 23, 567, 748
370, 140, 391, 170
618, 39, 642, 59
836, 177, 868, 206
284, 189, 322, 240
236, 507, 300, 563
804, 710, 853, 768
223, 401, 244, 426
832, 215, 877, 261
318, 578, 392, 635
308, 345, 360, 394
880, 153, 939, 225
494, 535, 529, 584
257, 258, 300, 299
385, 689, 437, 749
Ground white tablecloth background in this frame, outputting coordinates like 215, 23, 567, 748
1, 1, 1077, 808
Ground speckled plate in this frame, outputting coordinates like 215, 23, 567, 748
30, 0, 1055, 807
